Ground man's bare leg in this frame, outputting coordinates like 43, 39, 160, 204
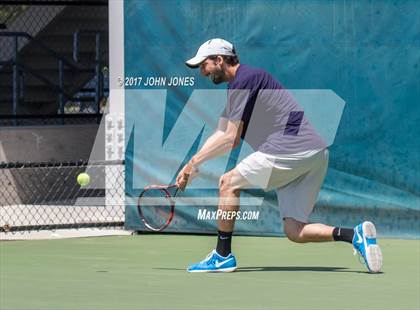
283, 217, 335, 242
215, 169, 249, 256
283, 217, 357, 244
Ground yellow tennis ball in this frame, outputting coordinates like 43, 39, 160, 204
77, 173, 90, 186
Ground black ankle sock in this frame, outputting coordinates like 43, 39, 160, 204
333, 227, 354, 244
216, 230, 232, 257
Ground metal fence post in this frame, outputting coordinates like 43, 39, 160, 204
12, 35, 19, 117
19, 71, 24, 105
95, 32, 101, 122
58, 59, 64, 115
73, 31, 79, 62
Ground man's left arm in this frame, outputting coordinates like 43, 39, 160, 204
176, 120, 243, 187
192, 119, 242, 165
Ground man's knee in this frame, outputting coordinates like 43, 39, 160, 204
219, 173, 237, 194
219, 171, 244, 195
283, 218, 306, 243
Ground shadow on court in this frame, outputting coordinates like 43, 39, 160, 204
235, 266, 366, 273
153, 266, 370, 273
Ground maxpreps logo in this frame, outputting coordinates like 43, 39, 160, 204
197, 209, 260, 221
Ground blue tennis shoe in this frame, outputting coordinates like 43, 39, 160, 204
187, 250, 237, 273
353, 221, 383, 273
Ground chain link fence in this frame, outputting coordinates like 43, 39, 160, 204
0, 4, 65, 61
0, 113, 103, 126
0, 1, 109, 116
0, 4, 28, 28
0, 160, 125, 232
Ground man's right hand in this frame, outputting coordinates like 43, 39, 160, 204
176, 162, 198, 190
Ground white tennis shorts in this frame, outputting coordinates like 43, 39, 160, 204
236, 148, 329, 223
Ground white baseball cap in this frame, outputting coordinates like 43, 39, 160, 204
185, 38, 236, 68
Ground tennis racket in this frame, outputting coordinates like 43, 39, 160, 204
137, 175, 188, 232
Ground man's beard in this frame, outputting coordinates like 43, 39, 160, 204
209, 68, 225, 84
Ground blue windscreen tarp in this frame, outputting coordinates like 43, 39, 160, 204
123, 0, 419, 238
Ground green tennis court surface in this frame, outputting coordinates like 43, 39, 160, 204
1, 235, 419, 310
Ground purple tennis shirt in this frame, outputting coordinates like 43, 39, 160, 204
222, 64, 326, 155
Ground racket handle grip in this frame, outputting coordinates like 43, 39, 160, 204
179, 173, 189, 191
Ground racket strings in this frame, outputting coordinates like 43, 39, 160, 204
138, 187, 174, 231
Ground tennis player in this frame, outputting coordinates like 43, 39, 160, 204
177, 38, 382, 273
